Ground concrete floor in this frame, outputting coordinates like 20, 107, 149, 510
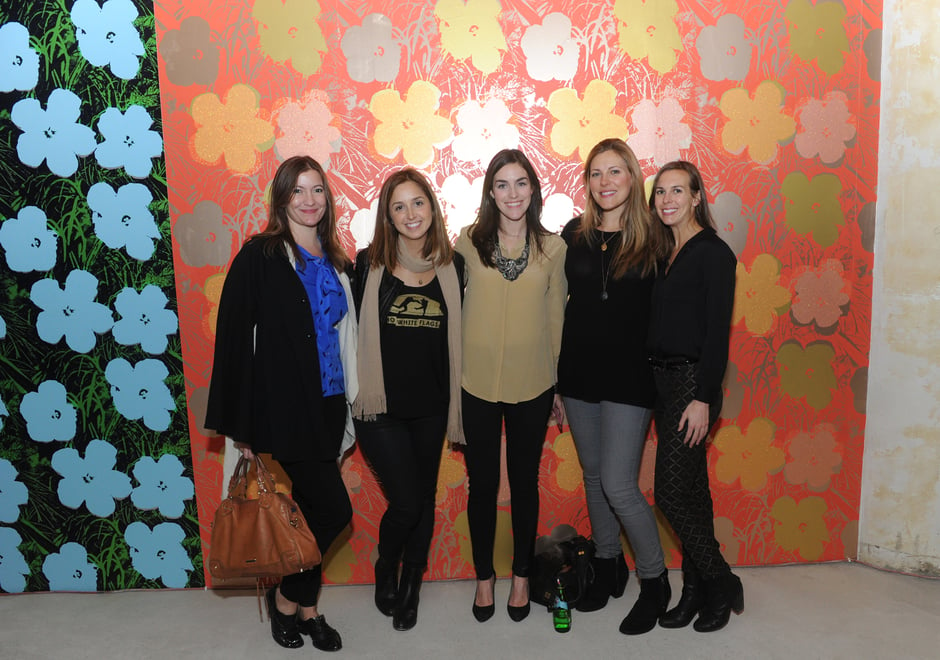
1, 562, 938, 659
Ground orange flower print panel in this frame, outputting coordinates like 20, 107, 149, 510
791, 259, 850, 330
190, 84, 274, 174
785, 0, 849, 76
719, 80, 796, 165
547, 80, 628, 162
780, 171, 844, 248
770, 495, 830, 561
784, 423, 842, 492
613, 0, 683, 74
775, 340, 837, 411
714, 417, 785, 491
369, 80, 453, 168
732, 253, 792, 336
434, 0, 506, 75
252, 0, 326, 76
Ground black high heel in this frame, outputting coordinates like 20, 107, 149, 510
507, 575, 530, 622
472, 575, 496, 622
265, 586, 303, 649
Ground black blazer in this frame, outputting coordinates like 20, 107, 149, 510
205, 238, 353, 462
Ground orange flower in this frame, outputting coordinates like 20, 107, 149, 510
613, 0, 683, 74
780, 172, 844, 248
719, 80, 796, 164
791, 259, 850, 329
776, 341, 837, 410
714, 417, 785, 491
252, 0, 326, 76
191, 84, 273, 174
733, 253, 792, 335
551, 431, 583, 492
369, 80, 453, 167
434, 0, 506, 75
547, 80, 628, 162
784, 424, 842, 491
770, 495, 830, 560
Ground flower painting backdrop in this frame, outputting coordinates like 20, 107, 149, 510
1, 0, 880, 592
0, 0, 200, 592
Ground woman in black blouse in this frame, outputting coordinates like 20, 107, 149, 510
647, 161, 741, 633
557, 138, 670, 634
353, 168, 464, 631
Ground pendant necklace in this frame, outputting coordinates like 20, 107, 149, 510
597, 229, 616, 300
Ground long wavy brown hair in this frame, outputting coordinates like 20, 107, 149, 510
648, 160, 716, 253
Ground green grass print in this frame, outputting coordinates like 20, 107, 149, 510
0, 0, 203, 591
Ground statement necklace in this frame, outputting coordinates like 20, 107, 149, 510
494, 234, 530, 281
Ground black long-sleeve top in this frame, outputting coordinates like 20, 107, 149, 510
557, 218, 657, 408
647, 227, 736, 404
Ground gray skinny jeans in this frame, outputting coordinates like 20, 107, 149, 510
563, 397, 666, 579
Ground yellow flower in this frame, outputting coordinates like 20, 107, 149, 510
784, 423, 842, 491
202, 273, 225, 338
770, 495, 830, 560
780, 172, 844, 248
613, 0, 683, 74
191, 84, 274, 174
714, 417, 785, 491
547, 80, 628, 162
784, 0, 849, 76
551, 431, 583, 492
776, 341, 837, 410
434, 0, 506, 75
369, 80, 453, 168
732, 253, 792, 335
714, 517, 741, 566
322, 540, 358, 584
252, 0, 326, 76
436, 446, 467, 506
719, 80, 796, 164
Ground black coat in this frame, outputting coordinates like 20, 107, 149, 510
205, 238, 353, 462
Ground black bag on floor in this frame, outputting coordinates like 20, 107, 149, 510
529, 529, 595, 608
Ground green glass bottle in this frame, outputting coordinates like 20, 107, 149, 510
553, 577, 571, 633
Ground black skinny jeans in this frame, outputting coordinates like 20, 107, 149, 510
462, 387, 554, 579
356, 413, 447, 569
652, 363, 730, 580
277, 395, 352, 607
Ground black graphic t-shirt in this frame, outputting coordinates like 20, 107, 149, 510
381, 276, 449, 418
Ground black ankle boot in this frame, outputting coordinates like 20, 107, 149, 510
611, 552, 630, 598
374, 556, 399, 616
659, 571, 704, 628
265, 586, 303, 649
619, 570, 671, 635
693, 573, 743, 633
575, 555, 616, 612
393, 564, 423, 631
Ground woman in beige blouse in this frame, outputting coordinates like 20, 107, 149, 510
456, 149, 567, 623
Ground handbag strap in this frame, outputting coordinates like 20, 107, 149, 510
225, 455, 280, 498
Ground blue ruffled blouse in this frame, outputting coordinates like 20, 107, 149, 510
295, 246, 347, 397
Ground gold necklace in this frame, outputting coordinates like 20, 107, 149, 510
600, 242, 612, 301
598, 227, 618, 252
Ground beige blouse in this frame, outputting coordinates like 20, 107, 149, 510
456, 226, 568, 404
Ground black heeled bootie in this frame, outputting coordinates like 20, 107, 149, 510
298, 615, 343, 651
393, 564, 423, 631
619, 570, 672, 635
576, 552, 630, 612
374, 556, 399, 616
659, 570, 704, 628
693, 573, 743, 633
265, 586, 303, 649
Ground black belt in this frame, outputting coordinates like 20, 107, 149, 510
648, 356, 695, 368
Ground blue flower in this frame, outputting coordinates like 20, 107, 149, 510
0, 458, 28, 523
0, 206, 58, 273
0, 527, 29, 593
10, 89, 96, 177
51, 439, 132, 517
20, 380, 77, 443
0, 22, 40, 92
30, 269, 114, 353
104, 358, 176, 431
112, 285, 178, 354
0, 395, 7, 431
131, 454, 194, 518
42, 542, 98, 591
87, 182, 159, 261
94, 106, 163, 179
70, 0, 144, 80
0, 313, 5, 337
124, 521, 192, 588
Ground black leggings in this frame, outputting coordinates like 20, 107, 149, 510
356, 413, 447, 569
278, 395, 352, 607
462, 387, 554, 579
652, 362, 730, 580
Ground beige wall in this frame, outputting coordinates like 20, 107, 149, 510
862, 0, 940, 575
